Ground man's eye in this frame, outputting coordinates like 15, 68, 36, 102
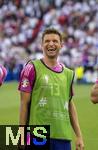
53, 40, 58, 43
45, 40, 49, 43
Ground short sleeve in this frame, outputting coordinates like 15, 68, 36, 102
18, 63, 35, 92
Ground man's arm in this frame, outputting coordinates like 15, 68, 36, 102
18, 92, 31, 149
19, 91, 31, 125
18, 63, 35, 125
69, 100, 84, 150
91, 83, 98, 104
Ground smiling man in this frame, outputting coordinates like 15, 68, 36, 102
18, 28, 84, 150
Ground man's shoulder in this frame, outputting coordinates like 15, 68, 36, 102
62, 65, 74, 78
62, 64, 73, 72
24, 59, 39, 69
22, 61, 35, 77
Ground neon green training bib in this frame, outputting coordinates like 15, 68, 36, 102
29, 59, 74, 140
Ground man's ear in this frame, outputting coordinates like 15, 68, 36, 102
61, 42, 64, 48
40, 43, 43, 52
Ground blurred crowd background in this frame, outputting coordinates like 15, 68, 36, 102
0, 0, 98, 83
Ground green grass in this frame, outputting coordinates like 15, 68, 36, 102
0, 82, 20, 124
72, 84, 98, 150
0, 82, 98, 149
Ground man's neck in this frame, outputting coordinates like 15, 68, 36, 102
42, 58, 58, 68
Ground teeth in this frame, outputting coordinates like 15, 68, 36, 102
48, 49, 55, 51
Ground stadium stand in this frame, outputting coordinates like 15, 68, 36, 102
0, 0, 98, 83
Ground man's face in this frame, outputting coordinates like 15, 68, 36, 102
42, 34, 62, 59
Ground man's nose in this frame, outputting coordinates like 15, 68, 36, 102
49, 41, 54, 45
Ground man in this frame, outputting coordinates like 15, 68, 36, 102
18, 28, 84, 150
0, 65, 7, 86
91, 81, 98, 104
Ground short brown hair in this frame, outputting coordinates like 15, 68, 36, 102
42, 28, 63, 42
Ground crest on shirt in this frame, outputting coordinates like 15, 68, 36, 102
44, 75, 49, 83
64, 102, 68, 111
21, 78, 29, 88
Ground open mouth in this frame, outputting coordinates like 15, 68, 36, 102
47, 48, 56, 51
